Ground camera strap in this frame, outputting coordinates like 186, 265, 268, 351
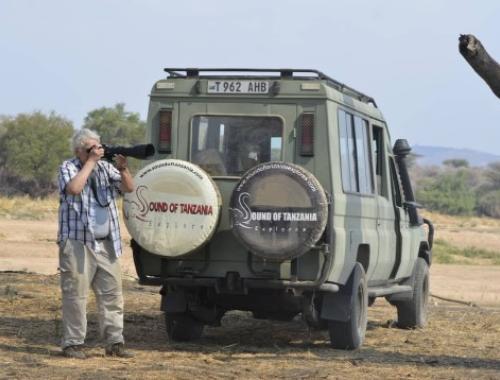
90, 171, 111, 208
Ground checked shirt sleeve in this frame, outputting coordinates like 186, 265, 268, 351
58, 160, 79, 196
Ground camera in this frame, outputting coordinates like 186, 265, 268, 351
102, 144, 155, 161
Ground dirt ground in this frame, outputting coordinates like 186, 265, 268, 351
0, 273, 499, 380
1, 216, 500, 379
1, 217, 499, 306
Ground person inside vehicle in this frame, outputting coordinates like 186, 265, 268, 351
193, 148, 227, 176
57, 128, 134, 359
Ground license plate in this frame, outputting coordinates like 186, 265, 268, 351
207, 80, 269, 94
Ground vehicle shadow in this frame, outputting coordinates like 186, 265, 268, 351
1, 311, 499, 371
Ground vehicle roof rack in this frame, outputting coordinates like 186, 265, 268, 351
163, 68, 377, 107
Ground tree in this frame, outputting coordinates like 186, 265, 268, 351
474, 162, 500, 218
417, 169, 476, 215
82, 103, 145, 145
459, 34, 500, 99
477, 190, 500, 218
82, 103, 146, 174
443, 158, 469, 168
0, 111, 74, 196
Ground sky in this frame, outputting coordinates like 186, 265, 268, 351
0, 0, 499, 154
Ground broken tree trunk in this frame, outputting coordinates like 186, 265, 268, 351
459, 34, 500, 99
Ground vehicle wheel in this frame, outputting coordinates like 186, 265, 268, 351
165, 313, 204, 342
328, 264, 368, 350
395, 257, 429, 329
252, 311, 298, 321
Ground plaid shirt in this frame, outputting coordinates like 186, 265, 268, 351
57, 158, 123, 257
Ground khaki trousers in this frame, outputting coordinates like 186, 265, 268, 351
59, 239, 124, 348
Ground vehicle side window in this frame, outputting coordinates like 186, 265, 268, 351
372, 126, 386, 197
338, 109, 374, 194
354, 117, 373, 194
339, 110, 355, 191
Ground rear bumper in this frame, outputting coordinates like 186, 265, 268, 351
132, 240, 338, 293
161, 276, 339, 293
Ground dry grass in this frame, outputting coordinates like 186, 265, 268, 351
0, 197, 498, 265
422, 211, 500, 265
0, 196, 58, 220
0, 273, 499, 379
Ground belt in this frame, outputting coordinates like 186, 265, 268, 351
96, 236, 109, 242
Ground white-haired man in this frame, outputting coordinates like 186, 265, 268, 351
57, 128, 134, 359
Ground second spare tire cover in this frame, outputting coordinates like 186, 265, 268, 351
229, 162, 328, 260
123, 159, 221, 257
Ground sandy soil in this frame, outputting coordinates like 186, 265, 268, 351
1, 217, 499, 307
1, 217, 500, 379
0, 273, 499, 379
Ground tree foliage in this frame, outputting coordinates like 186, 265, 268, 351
411, 159, 500, 218
443, 158, 469, 168
416, 169, 476, 215
82, 103, 145, 145
82, 103, 146, 174
0, 111, 74, 197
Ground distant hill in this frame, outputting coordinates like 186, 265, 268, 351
412, 145, 500, 167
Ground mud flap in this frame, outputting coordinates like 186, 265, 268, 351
320, 263, 363, 322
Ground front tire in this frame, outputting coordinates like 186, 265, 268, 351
395, 257, 429, 329
328, 264, 368, 350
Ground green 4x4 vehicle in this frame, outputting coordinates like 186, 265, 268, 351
124, 68, 434, 350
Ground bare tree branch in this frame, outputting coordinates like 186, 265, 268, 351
459, 34, 500, 99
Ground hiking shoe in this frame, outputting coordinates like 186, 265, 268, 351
63, 345, 86, 359
105, 343, 134, 358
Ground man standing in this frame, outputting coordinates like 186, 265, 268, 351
57, 128, 134, 359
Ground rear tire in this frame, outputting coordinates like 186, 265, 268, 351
165, 313, 205, 342
328, 264, 368, 350
395, 258, 429, 329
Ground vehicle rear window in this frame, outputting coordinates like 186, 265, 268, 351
191, 116, 283, 176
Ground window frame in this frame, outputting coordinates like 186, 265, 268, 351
371, 124, 388, 198
338, 108, 376, 197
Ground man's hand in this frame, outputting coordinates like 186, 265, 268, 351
88, 145, 104, 163
114, 154, 134, 193
113, 154, 128, 172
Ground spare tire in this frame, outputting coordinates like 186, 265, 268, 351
123, 159, 221, 257
229, 162, 328, 260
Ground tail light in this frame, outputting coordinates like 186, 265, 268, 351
300, 113, 314, 156
158, 110, 172, 153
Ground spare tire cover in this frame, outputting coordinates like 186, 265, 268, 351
123, 159, 221, 257
229, 162, 328, 260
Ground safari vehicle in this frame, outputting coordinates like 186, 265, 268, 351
124, 68, 434, 350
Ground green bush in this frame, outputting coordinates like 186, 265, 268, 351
477, 190, 500, 218
0, 111, 74, 197
417, 170, 476, 215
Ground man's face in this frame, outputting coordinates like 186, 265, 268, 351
76, 138, 101, 163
